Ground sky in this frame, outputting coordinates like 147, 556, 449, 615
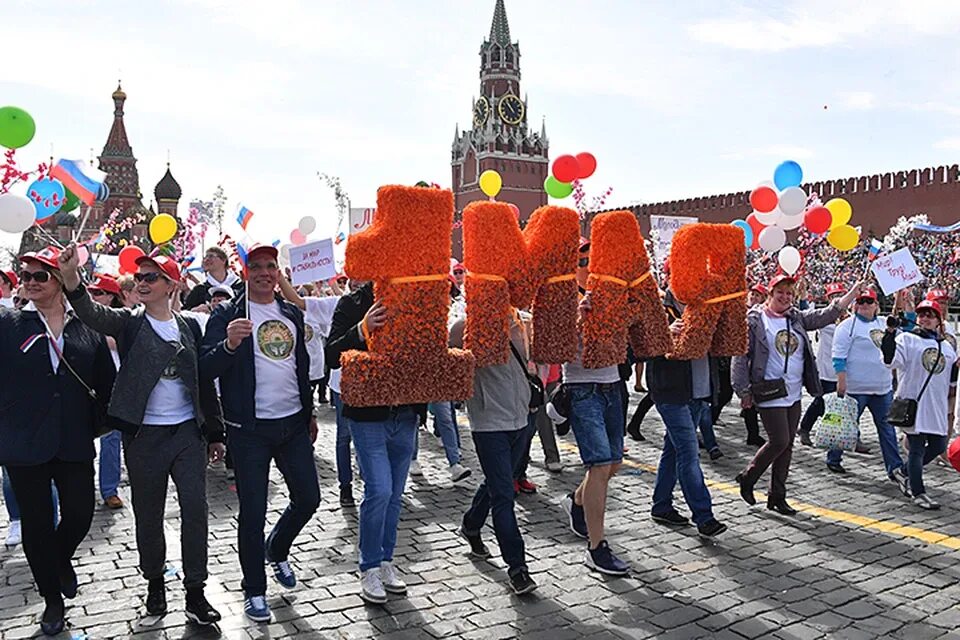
2, 0, 960, 263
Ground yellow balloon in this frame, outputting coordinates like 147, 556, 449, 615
479, 170, 502, 198
825, 198, 852, 229
149, 213, 178, 244
827, 224, 859, 252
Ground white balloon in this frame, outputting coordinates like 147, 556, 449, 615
758, 226, 786, 253
779, 212, 804, 230
279, 243, 292, 266
754, 206, 782, 227
778, 186, 807, 216
778, 246, 802, 275
0, 193, 36, 233
298, 216, 317, 236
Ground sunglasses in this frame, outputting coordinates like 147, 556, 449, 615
88, 288, 107, 296
21, 271, 51, 283
578, 257, 589, 268
453, 270, 465, 275
133, 272, 168, 284
917, 309, 938, 318
856, 298, 876, 305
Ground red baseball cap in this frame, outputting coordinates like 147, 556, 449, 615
451, 262, 466, 273
855, 288, 878, 301
825, 282, 846, 297
20, 246, 62, 271
749, 283, 768, 296
1, 270, 18, 289
926, 289, 949, 302
90, 275, 122, 297
135, 255, 182, 283
916, 299, 942, 319
579, 237, 591, 252
768, 274, 796, 290
246, 244, 279, 263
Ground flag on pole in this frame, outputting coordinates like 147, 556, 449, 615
236, 205, 254, 230
868, 239, 883, 261
49, 159, 107, 205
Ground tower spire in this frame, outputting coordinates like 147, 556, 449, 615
489, 0, 511, 47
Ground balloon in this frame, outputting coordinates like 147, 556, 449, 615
773, 160, 803, 190
746, 212, 766, 240
0, 193, 36, 233
77, 245, 89, 266
758, 226, 786, 252
544, 176, 573, 199
149, 213, 178, 244
731, 219, 753, 248
575, 152, 597, 179
779, 212, 804, 230
118, 246, 145, 275
0, 106, 36, 149
27, 177, 66, 221
290, 229, 306, 245
750, 185, 778, 213
827, 224, 860, 252
552, 155, 581, 183
825, 198, 852, 229
479, 170, 502, 198
804, 206, 832, 234
754, 206, 782, 227
778, 246, 802, 275
507, 203, 520, 218
60, 188, 80, 213
298, 216, 316, 235
778, 186, 807, 216
96, 181, 110, 202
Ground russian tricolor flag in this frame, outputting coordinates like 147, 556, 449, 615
20, 333, 46, 354
236, 205, 254, 230
868, 239, 883, 261
49, 159, 107, 206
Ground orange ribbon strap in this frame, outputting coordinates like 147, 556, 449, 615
388, 273, 449, 285
704, 291, 748, 304
545, 274, 577, 284
467, 273, 508, 283
629, 272, 653, 288
589, 271, 653, 288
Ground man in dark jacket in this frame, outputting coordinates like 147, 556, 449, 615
183, 246, 244, 310
646, 290, 727, 538
200, 245, 319, 624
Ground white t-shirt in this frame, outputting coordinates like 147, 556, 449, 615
757, 312, 804, 409
816, 323, 838, 382
888, 332, 958, 436
142, 316, 196, 426
0, 297, 13, 309
304, 296, 340, 381
250, 300, 302, 419
562, 338, 620, 385
832, 315, 893, 395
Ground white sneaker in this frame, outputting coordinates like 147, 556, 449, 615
360, 568, 387, 604
450, 463, 471, 483
914, 494, 940, 510
5, 520, 21, 547
408, 460, 423, 477
380, 561, 407, 595
545, 461, 564, 472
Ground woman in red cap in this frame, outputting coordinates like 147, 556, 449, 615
58, 244, 225, 626
0, 269, 18, 308
882, 299, 959, 509
0, 246, 116, 636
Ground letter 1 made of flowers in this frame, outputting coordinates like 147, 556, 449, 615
339, 185, 475, 406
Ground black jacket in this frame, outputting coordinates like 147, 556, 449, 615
325, 283, 427, 422
183, 277, 245, 310
0, 306, 115, 465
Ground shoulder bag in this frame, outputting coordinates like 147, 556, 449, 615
887, 337, 941, 429
750, 316, 790, 403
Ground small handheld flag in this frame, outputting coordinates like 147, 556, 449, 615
868, 239, 883, 261
49, 159, 107, 206
236, 205, 254, 231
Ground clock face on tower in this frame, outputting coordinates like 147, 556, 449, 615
473, 97, 490, 127
498, 94, 525, 125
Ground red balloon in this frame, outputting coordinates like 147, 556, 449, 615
804, 206, 832, 234
746, 213, 766, 250
750, 185, 778, 213
118, 245, 145, 275
575, 152, 597, 179
552, 155, 581, 183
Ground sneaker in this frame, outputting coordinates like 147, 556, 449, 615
450, 463, 471, 483
708, 447, 724, 461
826, 462, 846, 474
585, 540, 629, 576
545, 460, 564, 472
5, 520, 21, 546
517, 478, 537, 494
459, 527, 491, 559
408, 460, 423, 477
914, 494, 940, 510
380, 561, 407, 595
651, 509, 690, 526
146, 578, 167, 617
799, 431, 813, 446
269, 559, 296, 589
104, 495, 124, 509
560, 493, 589, 539
185, 588, 222, 626
509, 569, 538, 595
697, 519, 728, 538
339, 484, 356, 508
854, 441, 872, 454
891, 468, 912, 497
244, 595, 272, 622
360, 568, 388, 604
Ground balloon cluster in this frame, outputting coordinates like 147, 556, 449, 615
544, 152, 597, 199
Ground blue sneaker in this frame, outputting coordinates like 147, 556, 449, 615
269, 559, 296, 589
585, 540, 629, 576
561, 493, 588, 539
244, 595, 271, 623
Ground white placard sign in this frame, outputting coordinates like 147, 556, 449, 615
649, 215, 699, 260
349, 207, 376, 235
289, 239, 337, 286
870, 247, 925, 296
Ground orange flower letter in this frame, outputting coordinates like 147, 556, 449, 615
668, 223, 748, 360
340, 185, 475, 406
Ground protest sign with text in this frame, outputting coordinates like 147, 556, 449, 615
870, 247, 924, 295
289, 238, 337, 285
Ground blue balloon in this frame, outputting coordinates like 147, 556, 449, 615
27, 177, 66, 221
731, 219, 753, 248
97, 181, 110, 202
773, 160, 803, 190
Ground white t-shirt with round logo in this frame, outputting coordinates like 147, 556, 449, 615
304, 296, 340, 381
889, 331, 958, 436
250, 300, 302, 420
757, 312, 804, 409
142, 315, 196, 426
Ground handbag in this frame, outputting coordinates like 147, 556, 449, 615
750, 317, 791, 403
508, 342, 545, 411
887, 338, 941, 429
814, 393, 859, 451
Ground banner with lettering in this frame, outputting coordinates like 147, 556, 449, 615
649, 215, 698, 261
870, 247, 924, 295
349, 207, 377, 235
290, 238, 337, 285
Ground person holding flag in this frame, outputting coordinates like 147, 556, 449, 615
183, 246, 243, 310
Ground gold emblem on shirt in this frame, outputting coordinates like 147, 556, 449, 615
921, 347, 946, 374
775, 330, 799, 357
257, 320, 294, 361
869, 329, 884, 348
304, 324, 315, 344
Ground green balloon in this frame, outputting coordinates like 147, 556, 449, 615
60, 188, 81, 213
0, 106, 36, 149
544, 175, 573, 199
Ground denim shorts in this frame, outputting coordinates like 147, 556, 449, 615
568, 383, 624, 467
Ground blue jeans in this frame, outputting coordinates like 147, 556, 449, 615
906, 434, 949, 497
414, 402, 460, 466
653, 400, 716, 526
348, 409, 417, 571
331, 391, 353, 487
698, 404, 718, 451
463, 428, 528, 575
229, 413, 321, 597
99, 430, 122, 499
826, 392, 903, 475
568, 383, 625, 467
3, 466, 59, 525
800, 379, 838, 433
514, 411, 539, 480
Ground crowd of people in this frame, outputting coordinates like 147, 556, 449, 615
0, 237, 958, 636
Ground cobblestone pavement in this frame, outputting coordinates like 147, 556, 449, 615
2, 392, 960, 640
